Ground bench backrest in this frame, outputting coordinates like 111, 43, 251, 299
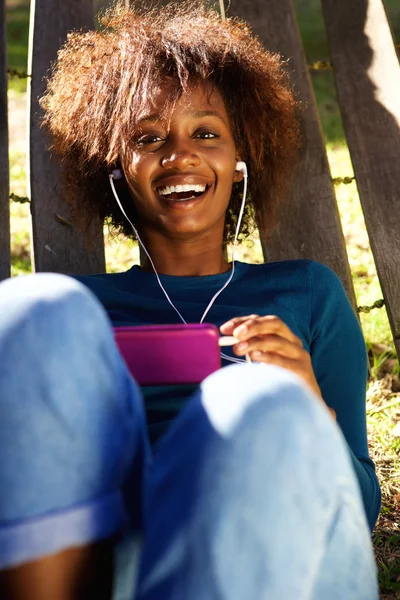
1, 0, 400, 360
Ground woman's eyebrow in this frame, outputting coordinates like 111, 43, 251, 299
191, 110, 227, 124
138, 115, 162, 124
138, 110, 226, 125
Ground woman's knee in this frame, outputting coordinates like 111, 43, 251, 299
0, 273, 109, 344
200, 362, 321, 438
0, 273, 120, 392
0, 275, 147, 526
200, 363, 362, 514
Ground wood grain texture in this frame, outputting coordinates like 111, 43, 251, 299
28, 0, 105, 275
321, 0, 400, 359
0, 0, 10, 280
226, 0, 356, 307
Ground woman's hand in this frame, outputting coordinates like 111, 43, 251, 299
220, 314, 336, 420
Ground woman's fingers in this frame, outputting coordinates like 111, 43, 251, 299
233, 315, 303, 347
234, 334, 303, 359
220, 315, 259, 334
221, 314, 333, 418
247, 351, 300, 372
247, 349, 323, 400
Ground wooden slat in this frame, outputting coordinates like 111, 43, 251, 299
321, 0, 400, 360
0, 0, 10, 280
28, 0, 105, 275
227, 0, 356, 306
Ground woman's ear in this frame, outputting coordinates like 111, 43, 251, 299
233, 158, 244, 183
111, 160, 127, 184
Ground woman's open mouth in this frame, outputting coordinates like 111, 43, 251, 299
155, 183, 210, 207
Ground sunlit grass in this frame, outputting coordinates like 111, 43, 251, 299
325, 142, 393, 346
6, 1, 29, 94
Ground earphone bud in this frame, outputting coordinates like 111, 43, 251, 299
111, 169, 123, 180
235, 161, 247, 177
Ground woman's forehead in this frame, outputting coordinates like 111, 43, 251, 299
136, 80, 230, 127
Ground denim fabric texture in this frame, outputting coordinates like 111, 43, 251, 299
0, 274, 379, 599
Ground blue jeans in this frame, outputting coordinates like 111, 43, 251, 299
0, 274, 379, 600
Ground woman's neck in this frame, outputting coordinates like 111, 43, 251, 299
139, 235, 230, 277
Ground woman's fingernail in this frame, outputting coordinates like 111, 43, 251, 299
252, 351, 263, 358
235, 324, 247, 336
236, 342, 248, 351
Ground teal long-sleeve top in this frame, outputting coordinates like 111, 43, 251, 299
74, 258, 381, 531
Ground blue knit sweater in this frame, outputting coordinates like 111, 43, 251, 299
74, 259, 381, 530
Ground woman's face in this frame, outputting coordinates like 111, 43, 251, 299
120, 81, 242, 243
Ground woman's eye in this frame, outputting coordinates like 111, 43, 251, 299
196, 130, 219, 139
137, 134, 164, 145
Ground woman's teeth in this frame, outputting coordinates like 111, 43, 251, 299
157, 183, 207, 200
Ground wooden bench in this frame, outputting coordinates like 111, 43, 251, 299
1, 0, 400, 361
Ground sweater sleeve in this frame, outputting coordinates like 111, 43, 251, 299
308, 261, 381, 531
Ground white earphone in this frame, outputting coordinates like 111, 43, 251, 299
111, 168, 123, 179
109, 160, 249, 364
235, 161, 247, 177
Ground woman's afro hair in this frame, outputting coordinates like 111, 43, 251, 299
41, 0, 301, 244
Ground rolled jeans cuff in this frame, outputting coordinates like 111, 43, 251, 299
0, 490, 126, 570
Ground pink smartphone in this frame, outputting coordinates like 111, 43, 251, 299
113, 323, 221, 385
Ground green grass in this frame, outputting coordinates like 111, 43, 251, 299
294, 0, 400, 145
292, 0, 397, 349
6, 1, 30, 93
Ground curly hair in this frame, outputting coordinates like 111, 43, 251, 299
41, 0, 301, 245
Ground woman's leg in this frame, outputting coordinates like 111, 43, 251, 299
137, 363, 378, 600
0, 274, 150, 599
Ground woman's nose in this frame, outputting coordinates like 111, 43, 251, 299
161, 145, 201, 171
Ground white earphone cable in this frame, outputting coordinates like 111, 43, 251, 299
109, 176, 188, 325
199, 170, 247, 323
109, 165, 248, 364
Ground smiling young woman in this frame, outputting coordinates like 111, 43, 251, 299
118, 82, 243, 276
0, 2, 381, 599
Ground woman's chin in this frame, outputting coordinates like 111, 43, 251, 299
156, 217, 222, 241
